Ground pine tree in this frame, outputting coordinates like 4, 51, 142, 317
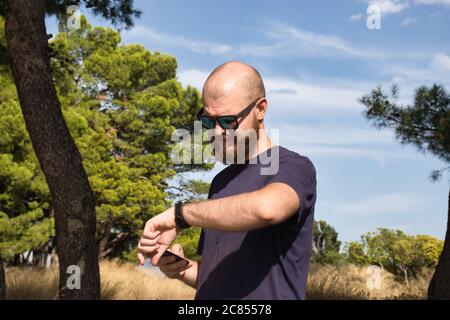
360, 84, 450, 299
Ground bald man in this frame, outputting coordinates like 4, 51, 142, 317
137, 61, 317, 300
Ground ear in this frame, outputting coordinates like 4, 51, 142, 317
255, 98, 268, 121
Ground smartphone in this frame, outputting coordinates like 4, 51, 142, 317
162, 250, 189, 265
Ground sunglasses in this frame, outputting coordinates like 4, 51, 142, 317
196, 97, 265, 130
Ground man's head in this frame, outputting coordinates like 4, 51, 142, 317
201, 61, 269, 164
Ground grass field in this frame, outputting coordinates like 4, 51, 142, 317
4, 260, 431, 300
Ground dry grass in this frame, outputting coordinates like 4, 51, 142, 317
5, 261, 431, 300
5, 260, 195, 300
6, 265, 59, 300
99, 260, 195, 300
306, 264, 432, 300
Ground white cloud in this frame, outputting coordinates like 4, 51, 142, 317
124, 21, 389, 59
379, 53, 450, 104
269, 88, 298, 95
364, 0, 450, 17
324, 192, 428, 216
264, 76, 365, 112
178, 69, 209, 89
238, 23, 372, 58
368, 0, 410, 15
349, 13, 364, 21
414, 0, 450, 6
283, 125, 393, 145
123, 26, 232, 55
431, 53, 450, 70
276, 124, 421, 164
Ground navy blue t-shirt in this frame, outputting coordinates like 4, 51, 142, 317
195, 145, 317, 300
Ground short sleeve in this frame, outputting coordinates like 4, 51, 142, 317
196, 228, 205, 256
266, 155, 317, 228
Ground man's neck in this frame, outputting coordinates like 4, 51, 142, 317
246, 131, 274, 163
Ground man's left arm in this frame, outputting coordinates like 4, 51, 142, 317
182, 182, 300, 232
137, 182, 300, 266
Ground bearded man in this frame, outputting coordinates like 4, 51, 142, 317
137, 61, 317, 300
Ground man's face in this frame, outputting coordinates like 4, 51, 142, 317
202, 91, 260, 164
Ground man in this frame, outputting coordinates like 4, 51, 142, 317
137, 61, 317, 300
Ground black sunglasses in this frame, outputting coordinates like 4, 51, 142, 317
197, 97, 265, 130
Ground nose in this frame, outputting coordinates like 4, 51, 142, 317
213, 121, 225, 136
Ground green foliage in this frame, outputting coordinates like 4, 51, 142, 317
175, 227, 202, 260
0, 17, 53, 260
312, 220, 346, 265
360, 84, 450, 180
46, 0, 140, 28
345, 228, 444, 282
0, 17, 210, 262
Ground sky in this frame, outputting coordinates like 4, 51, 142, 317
46, 0, 450, 244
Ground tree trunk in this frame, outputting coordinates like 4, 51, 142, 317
402, 267, 409, 288
4, 0, 100, 299
0, 256, 5, 300
428, 188, 450, 299
98, 215, 113, 259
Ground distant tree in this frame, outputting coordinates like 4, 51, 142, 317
346, 228, 444, 284
360, 84, 449, 298
312, 220, 344, 265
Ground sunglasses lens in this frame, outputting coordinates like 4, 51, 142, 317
218, 117, 238, 129
200, 116, 216, 129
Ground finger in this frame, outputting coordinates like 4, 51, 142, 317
151, 248, 167, 266
138, 242, 160, 255
172, 244, 184, 256
142, 230, 161, 240
137, 252, 145, 265
139, 236, 161, 246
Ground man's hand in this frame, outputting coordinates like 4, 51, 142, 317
137, 207, 178, 266
157, 244, 193, 279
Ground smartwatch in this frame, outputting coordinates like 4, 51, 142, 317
175, 200, 191, 230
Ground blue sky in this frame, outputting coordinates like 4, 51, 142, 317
46, 0, 450, 244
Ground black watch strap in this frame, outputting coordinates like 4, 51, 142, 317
175, 200, 191, 230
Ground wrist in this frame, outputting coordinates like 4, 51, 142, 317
175, 200, 191, 230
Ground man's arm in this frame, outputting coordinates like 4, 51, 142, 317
137, 182, 301, 266
182, 182, 300, 232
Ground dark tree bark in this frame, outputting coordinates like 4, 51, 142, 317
428, 188, 450, 299
0, 256, 5, 300
4, 0, 100, 299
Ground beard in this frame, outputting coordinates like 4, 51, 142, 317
213, 118, 260, 165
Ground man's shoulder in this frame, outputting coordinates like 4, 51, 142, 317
211, 164, 235, 182
277, 146, 316, 173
